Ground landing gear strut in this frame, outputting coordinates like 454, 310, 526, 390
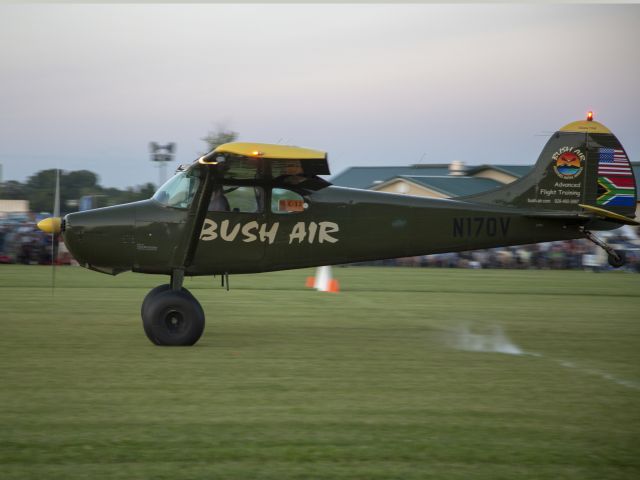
139, 162, 214, 346
141, 271, 205, 346
583, 229, 626, 269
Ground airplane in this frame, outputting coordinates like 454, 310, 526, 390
37, 114, 638, 346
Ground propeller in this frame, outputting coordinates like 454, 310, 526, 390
36, 169, 61, 292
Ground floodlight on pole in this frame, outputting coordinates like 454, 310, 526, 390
149, 142, 176, 186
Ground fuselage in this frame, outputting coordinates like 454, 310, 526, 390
40, 121, 635, 347
62, 186, 586, 276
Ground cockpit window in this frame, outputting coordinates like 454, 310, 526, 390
209, 186, 263, 213
153, 171, 200, 209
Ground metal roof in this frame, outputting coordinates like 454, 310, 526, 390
333, 161, 638, 196
330, 165, 452, 189
465, 164, 533, 178
331, 164, 530, 189
394, 175, 504, 197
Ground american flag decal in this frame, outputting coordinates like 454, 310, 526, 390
598, 148, 632, 176
596, 147, 636, 207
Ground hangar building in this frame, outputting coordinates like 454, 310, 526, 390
331, 162, 640, 219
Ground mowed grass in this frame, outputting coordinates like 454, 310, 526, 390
0, 265, 639, 480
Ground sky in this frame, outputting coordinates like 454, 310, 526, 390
1, 4, 639, 189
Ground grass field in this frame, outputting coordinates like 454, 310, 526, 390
1, 265, 639, 479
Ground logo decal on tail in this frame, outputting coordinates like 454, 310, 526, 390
552, 147, 584, 179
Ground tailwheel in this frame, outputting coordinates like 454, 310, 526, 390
583, 230, 627, 269
141, 286, 205, 346
607, 250, 626, 269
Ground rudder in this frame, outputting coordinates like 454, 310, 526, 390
467, 115, 637, 219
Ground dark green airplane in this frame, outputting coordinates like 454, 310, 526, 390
38, 114, 638, 346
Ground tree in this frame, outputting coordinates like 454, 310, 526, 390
25, 169, 63, 213
202, 124, 238, 153
1, 169, 157, 214
0, 180, 28, 200
137, 182, 156, 199
65, 170, 98, 190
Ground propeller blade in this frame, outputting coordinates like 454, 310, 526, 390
51, 169, 60, 293
53, 168, 60, 218
51, 232, 58, 294
36, 170, 62, 234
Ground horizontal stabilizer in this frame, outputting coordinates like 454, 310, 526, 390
577, 203, 639, 226
525, 204, 639, 226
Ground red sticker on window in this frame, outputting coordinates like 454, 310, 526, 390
279, 199, 304, 212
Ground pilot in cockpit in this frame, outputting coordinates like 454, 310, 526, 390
208, 186, 230, 212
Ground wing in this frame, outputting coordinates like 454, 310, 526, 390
197, 142, 330, 188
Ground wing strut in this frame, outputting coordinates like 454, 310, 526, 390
169, 167, 215, 290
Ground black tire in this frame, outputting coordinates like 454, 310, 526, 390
142, 289, 205, 346
141, 285, 199, 343
141, 284, 174, 345
141, 284, 172, 318
607, 250, 626, 268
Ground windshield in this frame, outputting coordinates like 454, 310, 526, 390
152, 171, 200, 209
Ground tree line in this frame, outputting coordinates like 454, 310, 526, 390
0, 126, 238, 214
0, 169, 157, 214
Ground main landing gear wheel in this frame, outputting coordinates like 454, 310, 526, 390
141, 284, 171, 318
141, 286, 205, 346
607, 250, 626, 269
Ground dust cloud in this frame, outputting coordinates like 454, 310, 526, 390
444, 324, 640, 390
447, 324, 524, 355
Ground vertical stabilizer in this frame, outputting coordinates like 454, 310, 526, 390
467, 116, 637, 218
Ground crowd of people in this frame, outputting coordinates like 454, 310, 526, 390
0, 216, 71, 265
1, 214, 639, 272
356, 227, 640, 272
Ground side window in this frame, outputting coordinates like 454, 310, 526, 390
209, 186, 263, 213
271, 188, 306, 214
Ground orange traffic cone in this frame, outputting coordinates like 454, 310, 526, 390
305, 266, 340, 293
327, 278, 340, 293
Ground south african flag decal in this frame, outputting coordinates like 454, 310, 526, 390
596, 148, 636, 207
597, 176, 635, 206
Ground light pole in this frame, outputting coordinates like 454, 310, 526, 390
149, 142, 176, 186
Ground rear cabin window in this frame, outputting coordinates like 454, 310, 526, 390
209, 186, 263, 213
271, 188, 305, 214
